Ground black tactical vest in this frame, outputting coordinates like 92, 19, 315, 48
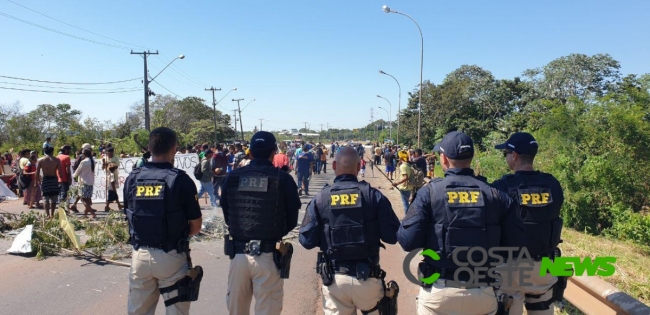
125, 166, 187, 250
503, 172, 563, 258
427, 175, 503, 271
318, 180, 380, 262
226, 167, 287, 242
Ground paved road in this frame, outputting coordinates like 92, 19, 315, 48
0, 153, 419, 314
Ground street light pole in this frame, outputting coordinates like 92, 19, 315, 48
205, 87, 222, 145
382, 5, 423, 148
377, 95, 392, 142
131, 51, 184, 131
232, 98, 245, 141
379, 70, 401, 145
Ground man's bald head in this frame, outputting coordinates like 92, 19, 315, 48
333, 146, 360, 176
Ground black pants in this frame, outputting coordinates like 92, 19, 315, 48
213, 176, 226, 198
374, 155, 381, 165
321, 161, 327, 172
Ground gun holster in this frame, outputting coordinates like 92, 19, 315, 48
551, 247, 571, 305
362, 280, 399, 315
418, 262, 434, 288
224, 234, 235, 259
496, 292, 513, 315
159, 252, 204, 306
317, 252, 334, 286
273, 242, 294, 279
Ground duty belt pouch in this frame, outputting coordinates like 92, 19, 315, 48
223, 234, 235, 259
356, 262, 370, 281
247, 240, 262, 256
418, 262, 433, 288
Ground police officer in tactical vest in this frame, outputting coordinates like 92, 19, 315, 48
492, 132, 564, 315
299, 146, 401, 314
220, 131, 301, 315
124, 127, 203, 314
397, 131, 526, 315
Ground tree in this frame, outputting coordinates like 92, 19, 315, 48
523, 53, 621, 104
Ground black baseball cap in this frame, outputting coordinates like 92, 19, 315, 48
495, 132, 538, 155
249, 131, 277, 151
203, 149, 214, 156
433, 131, 474, 160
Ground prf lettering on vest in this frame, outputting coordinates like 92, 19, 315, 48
331, 193, 360, 207
446, 189, 485, 207
135, 185, 163, 197
517, 188, 553, 207
238, 176, 269, 192
520, 192, 550, 205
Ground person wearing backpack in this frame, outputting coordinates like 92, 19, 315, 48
391, 156, 413, 214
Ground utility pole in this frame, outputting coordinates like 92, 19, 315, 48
131, 50, 159, 131
205, 87, 222, 145
303, 122, 308, 131
232, 110, 238, 135
259, 118, 264, 131
370, 108, 375, 140
232, 98, 245, 141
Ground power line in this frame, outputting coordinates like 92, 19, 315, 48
151, 81, 180, 98
0, 11, 131, 50
5, 0, 149, 50
148, 60, 204, 89
157, 55, 208, 87
0, 86, 140, 94
0, 74, 141, 85
0, 81, 141, 91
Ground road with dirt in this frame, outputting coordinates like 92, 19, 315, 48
0, 151, 419, 314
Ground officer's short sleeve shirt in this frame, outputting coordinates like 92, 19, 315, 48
175, 172, 202, 220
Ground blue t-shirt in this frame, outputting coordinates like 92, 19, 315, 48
227, 154, 234, 173
296, 153, 313, 174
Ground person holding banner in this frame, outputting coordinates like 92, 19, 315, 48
103, 147, 120, 212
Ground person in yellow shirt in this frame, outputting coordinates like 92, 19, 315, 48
392, 156, 412, 214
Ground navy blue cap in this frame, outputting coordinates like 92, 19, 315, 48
203, 149, 214, 155
495, 132, 538, 155
433, 131, 474, 160
249, 131, 277, 151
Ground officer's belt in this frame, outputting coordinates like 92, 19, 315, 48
135, 244, 178, 253
333, 263, 384, 279
232, 241, 276, 254
435, 279, 488, 289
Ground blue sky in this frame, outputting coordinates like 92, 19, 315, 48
2, 0, 649, 131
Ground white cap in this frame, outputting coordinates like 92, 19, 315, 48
82, 143, 92, 150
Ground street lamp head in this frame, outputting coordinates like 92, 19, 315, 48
376, 95, 382, 98
178, 54, 185, 59
379, 70, 386, 74
382, 5, 392, 13
232, 88, 238, 91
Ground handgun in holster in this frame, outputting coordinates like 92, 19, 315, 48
363, 280, 399, 315
551, 247, 571, 307
273, 242, 294, 279
159, 242, 204, 306
496, 292, 513, 315
418, 262, 434, 288
223, 234, 235, 259
317, 252, 334, 286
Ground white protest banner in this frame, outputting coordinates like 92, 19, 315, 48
89, 153, 201, 202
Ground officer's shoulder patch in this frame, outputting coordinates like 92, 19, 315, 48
238, 175, 269, 192
135, 181, 165, 199
517, 187, 553, 207
330, 189, 362, 208
445, 187, 484, 207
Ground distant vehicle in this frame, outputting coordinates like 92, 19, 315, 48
279, 129, 320, 137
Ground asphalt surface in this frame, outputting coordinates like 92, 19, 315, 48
0, 152, 419, 314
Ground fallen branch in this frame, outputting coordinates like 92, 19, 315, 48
60, 248, 131, 267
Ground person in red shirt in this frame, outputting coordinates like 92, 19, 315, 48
273, 149, 289, 169
57, 145, 72, 206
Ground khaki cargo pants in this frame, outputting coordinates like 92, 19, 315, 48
416, 279, 498, 315
321, 274, 385, 315
128, 247, 190, 315
499, 261, 557, 315
226, 253, 283, 315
